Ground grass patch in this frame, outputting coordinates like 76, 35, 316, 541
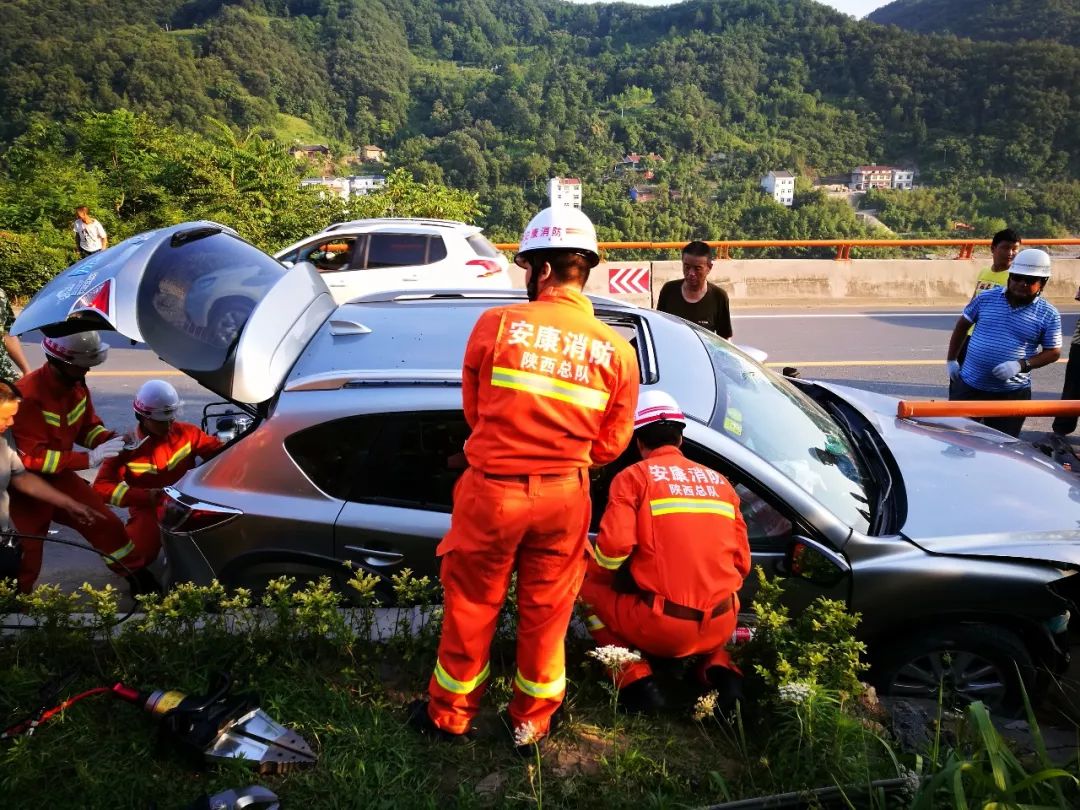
272, 113, 327, 145
3, 574, 1076, 808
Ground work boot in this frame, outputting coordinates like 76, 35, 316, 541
405, 699, 475, 745
617, 676, 665, 715
125, 567, 164, 599
704, 666, 744, 715
508, 706, 563, 755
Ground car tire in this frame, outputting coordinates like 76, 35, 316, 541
207, 298, 254, 349
872, 623, 1036, 717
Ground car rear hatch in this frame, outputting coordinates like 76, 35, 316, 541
11, 221, 336, 406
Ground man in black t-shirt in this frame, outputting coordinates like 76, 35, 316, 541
655, 240, 733, 339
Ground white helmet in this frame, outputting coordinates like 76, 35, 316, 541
134, 379, 182, 421
515, 207, 600, 268
42, 331, 109, 368
1010, 248, 1051, 279
634, 390, 686, 430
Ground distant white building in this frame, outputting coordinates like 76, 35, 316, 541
299, 174, 386, 200
850, 165, 914, 191
349, 174, 387, 196
548, 177, 582, 208
761, 170, 795, 206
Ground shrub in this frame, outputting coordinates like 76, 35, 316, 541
0, 231, 71, 298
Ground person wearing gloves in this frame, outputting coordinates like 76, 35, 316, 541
946, 248, 1062, 437
8, 331, 150, 594
93, 380, 222, 573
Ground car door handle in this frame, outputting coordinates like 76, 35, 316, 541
344, 544, 404, 566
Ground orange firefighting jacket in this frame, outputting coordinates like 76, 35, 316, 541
589, 446, 750, 611
93, 422, 223, 508
462, 286, 639, 474
12, 364, 116, 474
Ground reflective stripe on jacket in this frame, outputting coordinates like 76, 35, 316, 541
12, 364, 115, 474
462, 286, 639, 474
92, 422, 223, 509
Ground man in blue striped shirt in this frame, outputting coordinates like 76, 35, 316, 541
946, 249, 1062, 437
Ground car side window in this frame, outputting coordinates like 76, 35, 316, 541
299, 236, 360, 274
681, 442, 795, 553
284, 411, 468, 510
366, 233, 433, 268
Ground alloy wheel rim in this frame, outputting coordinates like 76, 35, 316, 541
890, 650, 1007, 708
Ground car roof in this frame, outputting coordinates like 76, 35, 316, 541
320, 218, 480, 236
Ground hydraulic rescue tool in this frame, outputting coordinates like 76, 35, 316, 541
2, 672, 317, 773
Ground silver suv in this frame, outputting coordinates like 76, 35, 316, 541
14, 221, 1080, 715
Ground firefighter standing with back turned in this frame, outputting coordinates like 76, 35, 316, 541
581, 390, 751, 714
93, 380, 223, 574
408, 206, 639, 749
8, 331, 146, 594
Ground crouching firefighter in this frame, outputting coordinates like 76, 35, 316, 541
580, 390, 751, 714
93, 380, 223, 578
9, 332, 143, 593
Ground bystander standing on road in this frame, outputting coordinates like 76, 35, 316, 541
408, 206, 639, 750
946, 248, 1062, 437
0, 288, 30, 380
656, 241, 733, 339
73, 206, 108, 258
956, 229, 1022, 366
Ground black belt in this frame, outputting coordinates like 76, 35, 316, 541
641, 592, 735, 621
479, 470, 579, 482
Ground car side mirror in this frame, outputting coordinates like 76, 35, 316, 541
784, 535, 850, 587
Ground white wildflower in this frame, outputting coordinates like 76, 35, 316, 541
513, 721, 541, 747
587, 645, 643, 668
777, 681, 815, 706
692, 690, 719, 721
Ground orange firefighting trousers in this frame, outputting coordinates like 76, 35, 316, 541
427, 467, 591, 736
10, 471, 140, 593
579, 577, 740, 687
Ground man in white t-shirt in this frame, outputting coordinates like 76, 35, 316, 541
73, 206, 108, 258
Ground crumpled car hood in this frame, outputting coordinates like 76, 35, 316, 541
816, 382, 1080, 568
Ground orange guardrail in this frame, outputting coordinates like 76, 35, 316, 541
493, 238, 1080, 262
897, 400, 1080, 419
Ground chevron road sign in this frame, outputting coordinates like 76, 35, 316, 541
608, 265, 651, 295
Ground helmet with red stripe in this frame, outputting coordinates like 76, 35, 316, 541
42, 331, 109, 368
634, 390, 686, 430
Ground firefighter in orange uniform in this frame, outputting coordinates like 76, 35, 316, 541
9, 332, 134, 593
93, 380, 223, 575
409, 206, 639, 748
580, 390, 751, 714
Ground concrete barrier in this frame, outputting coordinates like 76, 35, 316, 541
511, 259, 1080, 308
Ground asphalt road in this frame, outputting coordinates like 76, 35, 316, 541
16, 303, 1080, 597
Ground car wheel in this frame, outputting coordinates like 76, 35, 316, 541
208, 298, 254, 348
873, 624, 1035, 717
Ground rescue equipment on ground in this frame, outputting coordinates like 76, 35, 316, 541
187, 785, 280, 810
2, 672, 317, 773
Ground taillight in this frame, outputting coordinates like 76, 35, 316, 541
72, 279, 112, 320
467, 258, 503, 278
160, 489, 241, 534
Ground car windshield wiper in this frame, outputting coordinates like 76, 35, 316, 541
823, 400, 891, 534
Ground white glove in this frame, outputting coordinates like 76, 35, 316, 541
88, 436, 125, 467
946, 360, 961, 381
992, 360, 1022, 381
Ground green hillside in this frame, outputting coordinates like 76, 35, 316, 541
869, 0, 1080, 46
2, 0, 1080, 247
